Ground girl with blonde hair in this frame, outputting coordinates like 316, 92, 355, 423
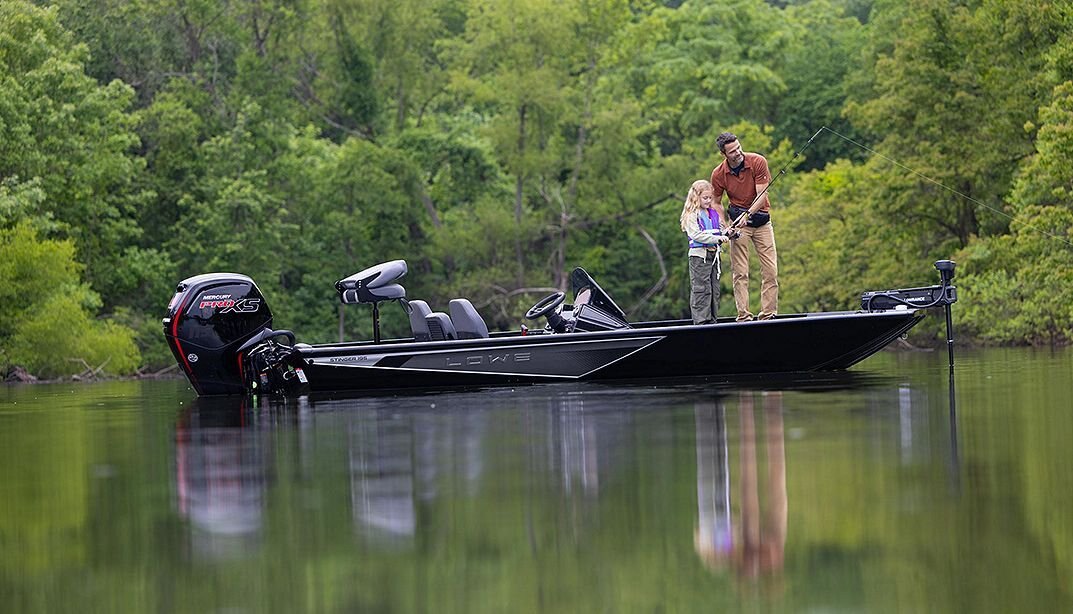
681, 179, 731, 324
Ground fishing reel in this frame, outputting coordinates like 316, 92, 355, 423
725, 228, 742, 240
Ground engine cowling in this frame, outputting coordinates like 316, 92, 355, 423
163, 273, 273, 395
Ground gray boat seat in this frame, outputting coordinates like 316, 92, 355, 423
425, 312, 457, 341
407, 300, 433, 342
449, 298, 489, 339
336, 260, 407, 304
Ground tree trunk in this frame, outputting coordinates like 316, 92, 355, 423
514, 103, 527, 286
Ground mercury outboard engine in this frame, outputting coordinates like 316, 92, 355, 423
163, 273, 274, 396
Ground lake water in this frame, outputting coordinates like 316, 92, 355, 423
1, 346, 1071, 613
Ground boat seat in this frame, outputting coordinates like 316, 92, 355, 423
339, 284, 404, 304
425, 312, 457, 341
449, 299, 489, 339
336, 260, 407, 304
407, 300, 433, 342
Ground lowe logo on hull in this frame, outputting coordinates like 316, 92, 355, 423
446, 352, 531, 367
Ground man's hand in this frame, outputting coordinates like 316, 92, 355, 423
731, 210, 749, 229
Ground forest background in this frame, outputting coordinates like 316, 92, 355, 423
1, 0, 1072, 378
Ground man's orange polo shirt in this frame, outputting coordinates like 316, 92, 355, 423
710, 152, 771, 212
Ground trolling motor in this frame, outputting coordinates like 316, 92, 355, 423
860, 260, 958, 368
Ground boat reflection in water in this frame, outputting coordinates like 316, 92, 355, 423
173, 388, 624, 553
343, 392, 613, 544
174, 385, 804, 578
694, 392, 787, 581
346, 407, 490, 546
348, 411, 417, 546
175, 399, 268, 560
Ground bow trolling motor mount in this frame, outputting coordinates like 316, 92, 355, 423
860, 260, 959, 368
860, 260, 957, 311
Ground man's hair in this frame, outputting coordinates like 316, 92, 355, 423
716, 132, 738, 154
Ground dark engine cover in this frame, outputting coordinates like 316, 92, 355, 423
163, 273, 273, 395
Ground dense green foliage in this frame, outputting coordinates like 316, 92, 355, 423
2, 0, 1071, 376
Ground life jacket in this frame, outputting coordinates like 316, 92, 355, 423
688, 208, 721, 248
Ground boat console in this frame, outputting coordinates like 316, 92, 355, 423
524, 267, 632, 334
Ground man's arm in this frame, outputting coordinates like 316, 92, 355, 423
750, 181, 770, 215
730, 182, 769, 229
750, 155, 771, 214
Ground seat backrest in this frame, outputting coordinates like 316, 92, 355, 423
408, 300, 433, 342
449, 298, 489, 339
425, 312, 457, 341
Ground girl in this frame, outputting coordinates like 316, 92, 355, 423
681, 179, 730, 324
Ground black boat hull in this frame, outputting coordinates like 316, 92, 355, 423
165, 260, 953, 396
294, 309, 924, 393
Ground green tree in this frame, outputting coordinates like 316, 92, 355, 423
954, 81, 1073, 345
0, 1, 150, 302
776, 0, 868, 169
846, 0, 1068, 251
446, 0, 586, 286
0, 223, 140, 377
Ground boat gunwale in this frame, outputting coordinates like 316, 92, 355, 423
296, 308, 924, 356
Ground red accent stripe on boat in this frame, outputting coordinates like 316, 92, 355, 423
237, 351, 245, 389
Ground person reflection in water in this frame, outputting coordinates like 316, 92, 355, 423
694, 391, 786, 580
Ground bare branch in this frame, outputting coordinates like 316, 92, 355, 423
628, 225, 667, 314
473, 285, 560, 310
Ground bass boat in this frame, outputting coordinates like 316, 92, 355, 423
163, 260, 957, 396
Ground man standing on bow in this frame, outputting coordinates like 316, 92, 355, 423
711, 132, 778, 321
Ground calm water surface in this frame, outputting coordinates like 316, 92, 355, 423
1, 347, 1071, 613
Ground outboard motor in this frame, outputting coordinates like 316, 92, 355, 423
163, 273, 273, 396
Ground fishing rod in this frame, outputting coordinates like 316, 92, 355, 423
730, 126, 824, 229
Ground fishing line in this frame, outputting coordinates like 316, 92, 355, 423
818, 125, 1073, 249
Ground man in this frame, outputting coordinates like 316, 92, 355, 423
710, 132, 778, 321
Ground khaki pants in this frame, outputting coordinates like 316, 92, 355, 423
689, 250, 721, 324
730, 222, 778, 321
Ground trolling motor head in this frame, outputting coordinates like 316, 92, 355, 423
935, 260, 956, 285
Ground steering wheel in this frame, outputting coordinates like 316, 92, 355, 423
525, 291, 566, 320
